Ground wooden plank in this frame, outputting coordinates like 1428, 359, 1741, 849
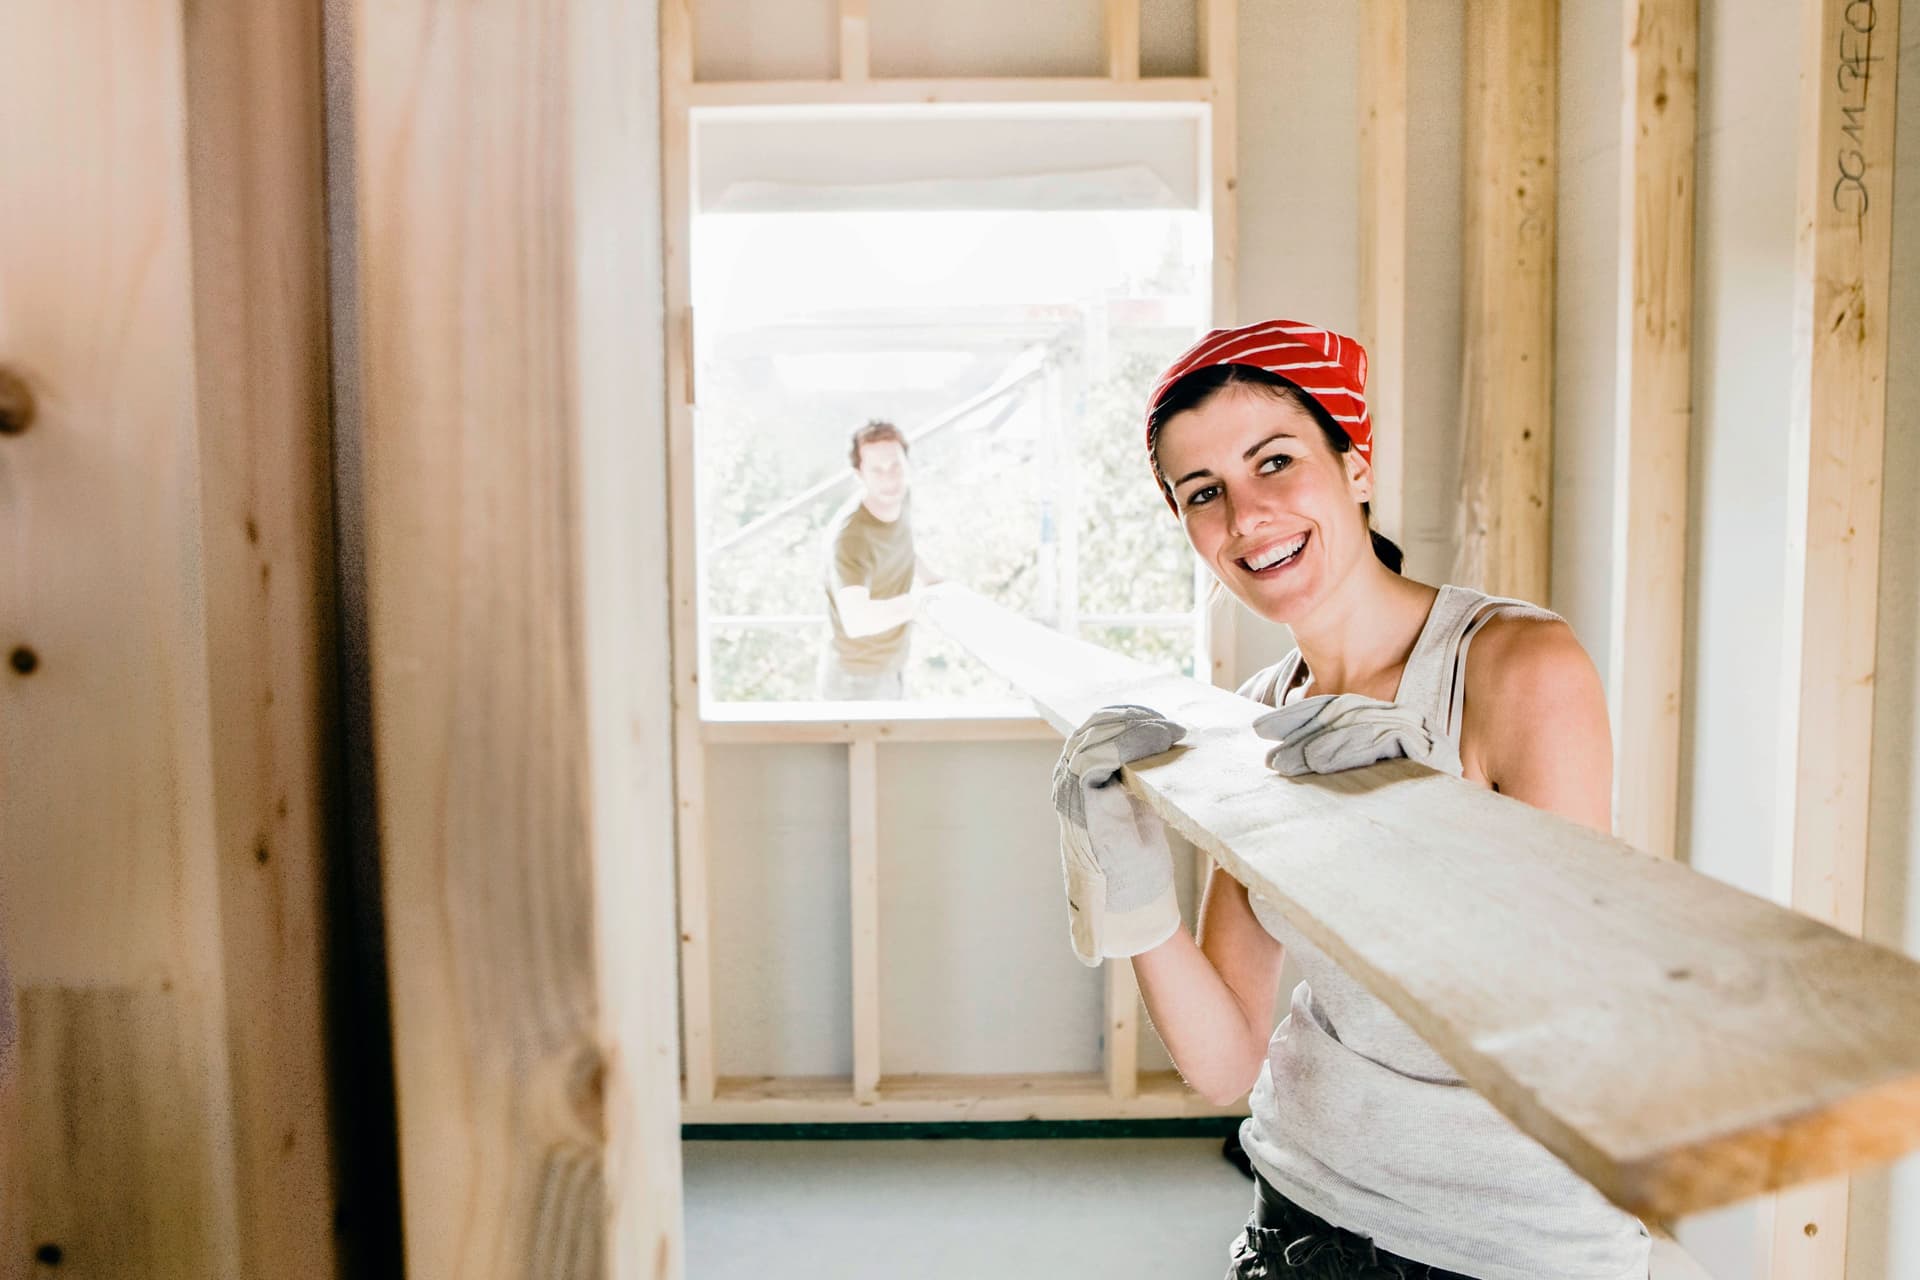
1357, 0, 1409, 546
1104, 963, 1141, 1099
354, 0, 679, 1274
1106, 0, 1141, 81
701, 709, 1054, 745
925, 586, 1920, 1220
687, 76, 1214, 107
1455, 0, 1557, 602
683, 1071, 1243, 1123
839, 0, 869, 82
2, 1, 335, 1272
662, 0, 718, 1110
849, 740, 882, 1102
1768, 0, 1901, 1273
1609, 0, 1698, 862
180, 2, 340, 1272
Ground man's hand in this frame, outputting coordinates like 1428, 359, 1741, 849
1049, 705, 1188, 966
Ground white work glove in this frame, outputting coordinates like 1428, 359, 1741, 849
1251, 693, 1461, 777
1049, 705, 1188, 966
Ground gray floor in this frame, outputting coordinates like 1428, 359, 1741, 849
683, 1137, 1254, 1279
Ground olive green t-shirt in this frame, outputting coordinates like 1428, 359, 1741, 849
823, 497, 915, 673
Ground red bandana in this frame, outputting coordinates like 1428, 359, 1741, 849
1145, 320, 1371, 510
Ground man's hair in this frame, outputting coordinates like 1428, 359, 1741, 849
849, 420, 909, 469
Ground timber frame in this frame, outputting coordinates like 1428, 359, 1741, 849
662, 0, 1245, 1124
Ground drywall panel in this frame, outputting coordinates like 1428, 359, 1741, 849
1851, 12, 1920, 1279
1672, 0, 1802, 1272
693, 0, 835, 83
1550, 0, 1623, 674
868, 0, 1105, 79
877, 742, 1104, 1075
708, 745, 854, 1076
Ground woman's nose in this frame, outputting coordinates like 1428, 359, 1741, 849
1225, 486, 1275, 538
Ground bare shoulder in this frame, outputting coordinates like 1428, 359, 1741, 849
1463, 612, 1602, 718
1459, 612, 1612, 828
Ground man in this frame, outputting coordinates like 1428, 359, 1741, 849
819, 420, 939, 700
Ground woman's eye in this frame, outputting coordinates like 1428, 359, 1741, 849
1258, 453, 1294, 474
1184, 483, 1222, 508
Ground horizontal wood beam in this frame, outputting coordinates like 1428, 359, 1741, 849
687, 77, 1215, 108
682, 1071, 1240, 1124
925, 586, 1920, 1221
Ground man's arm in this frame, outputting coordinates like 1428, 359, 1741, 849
833, 584, 920, 638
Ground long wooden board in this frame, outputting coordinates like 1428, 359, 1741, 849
926, 587, 1920, 1221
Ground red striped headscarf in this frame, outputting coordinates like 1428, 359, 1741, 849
1145, 320, 1371, 511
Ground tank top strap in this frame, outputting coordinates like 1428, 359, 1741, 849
1397, 585, 1561, 742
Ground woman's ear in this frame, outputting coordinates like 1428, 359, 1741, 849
1344, 447, 1374, 503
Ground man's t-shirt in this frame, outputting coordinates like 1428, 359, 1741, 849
823, 497, 915, 673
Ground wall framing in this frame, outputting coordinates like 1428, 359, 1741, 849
662, 0, 1242, 1124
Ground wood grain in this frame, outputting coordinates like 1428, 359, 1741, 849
3, 1, 334, 1273
1455, 0, 1557, 601
355, 0, 680, 1275
928, 587, 1920, 1220
1357, 0, 1409, 546
1609, 0, 1698, 862
1768, 0, 1902, 1272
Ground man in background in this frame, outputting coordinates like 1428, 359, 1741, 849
819, 420, 940, 699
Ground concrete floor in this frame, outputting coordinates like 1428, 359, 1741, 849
682, 1137, 1253, 1279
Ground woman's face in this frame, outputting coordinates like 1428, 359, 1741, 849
1154, 384, 1373, 624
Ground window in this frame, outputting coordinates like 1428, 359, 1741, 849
690, 106, 1213, 709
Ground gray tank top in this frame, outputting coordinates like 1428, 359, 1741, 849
1235, 584, 1652, 1280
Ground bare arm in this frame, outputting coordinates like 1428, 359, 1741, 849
832, 584, 919, 638
1459, 615, 1613, 833
1130, 863, 1285, 1105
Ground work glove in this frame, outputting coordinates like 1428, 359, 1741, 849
1049, 705, 1188, 966
1251, 693, 1461, 777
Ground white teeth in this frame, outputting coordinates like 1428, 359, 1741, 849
1244, 534, 1307, 572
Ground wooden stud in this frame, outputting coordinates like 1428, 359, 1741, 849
1201, 0, 1240, 689
2, 2, 335, 1273
927, 586, 1920, 1221
839, 0, 870, 82
1455, 0, 1557, 602
849, 740, 882, 1102
1106, 0, 1141, 81
1608, 0, 1698, 862
686, 76, 1214, 108
662, 0, 718, 1110
1768, 0, 1901, 1273
1357, 0, 1409, 546
355, 0, 681, 1273
683, 1071, 1241, 1123
1105, 964, 1141, 1099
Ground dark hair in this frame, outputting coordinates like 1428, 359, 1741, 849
849, 419, 909, 469
1147, 364, 1404, 575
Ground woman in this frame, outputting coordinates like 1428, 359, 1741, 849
1051, 321, 1651, 1278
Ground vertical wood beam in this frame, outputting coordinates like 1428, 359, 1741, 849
840, 0, 870, 83
1357, 0, 1410, 546
1609, 0, 1698, 860
1105, 963, 1141, 1099
1768, 0, 1901, 1273
355, 0, 680, 1274
1455, 0, 1558, 602
661, 0, 718, 1109
2, 2, 335, 1274
849, 739, 883, 1101
1201, 0, 1240, 687
1106, 0, 1141, 81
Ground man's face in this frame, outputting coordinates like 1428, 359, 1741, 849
855, 439, 910, 508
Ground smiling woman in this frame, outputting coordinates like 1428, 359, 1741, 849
1050, 318, 1640, 1279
